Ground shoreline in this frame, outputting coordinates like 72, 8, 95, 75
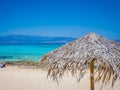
0, 60, 40, 68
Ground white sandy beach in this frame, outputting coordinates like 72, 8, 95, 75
0, 66, 120, 90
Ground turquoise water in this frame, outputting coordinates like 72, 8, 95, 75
0, 44, 63, 62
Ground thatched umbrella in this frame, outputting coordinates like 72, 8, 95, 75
40, 33, 120, 90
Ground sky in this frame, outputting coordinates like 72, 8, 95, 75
0, 0, 120, 39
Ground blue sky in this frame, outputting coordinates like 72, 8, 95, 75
0, 0, 120, 39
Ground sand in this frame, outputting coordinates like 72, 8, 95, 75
0, 66, 120, 90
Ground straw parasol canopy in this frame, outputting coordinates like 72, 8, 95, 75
40, 33, 120, 88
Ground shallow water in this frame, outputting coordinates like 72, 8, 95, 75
0, 44, 63, 62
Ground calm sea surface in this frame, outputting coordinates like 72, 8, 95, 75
0, 44, 64, 62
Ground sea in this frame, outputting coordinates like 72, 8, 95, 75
0, 44, 64, 62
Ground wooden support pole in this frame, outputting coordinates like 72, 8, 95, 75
90, 60, 94, 90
